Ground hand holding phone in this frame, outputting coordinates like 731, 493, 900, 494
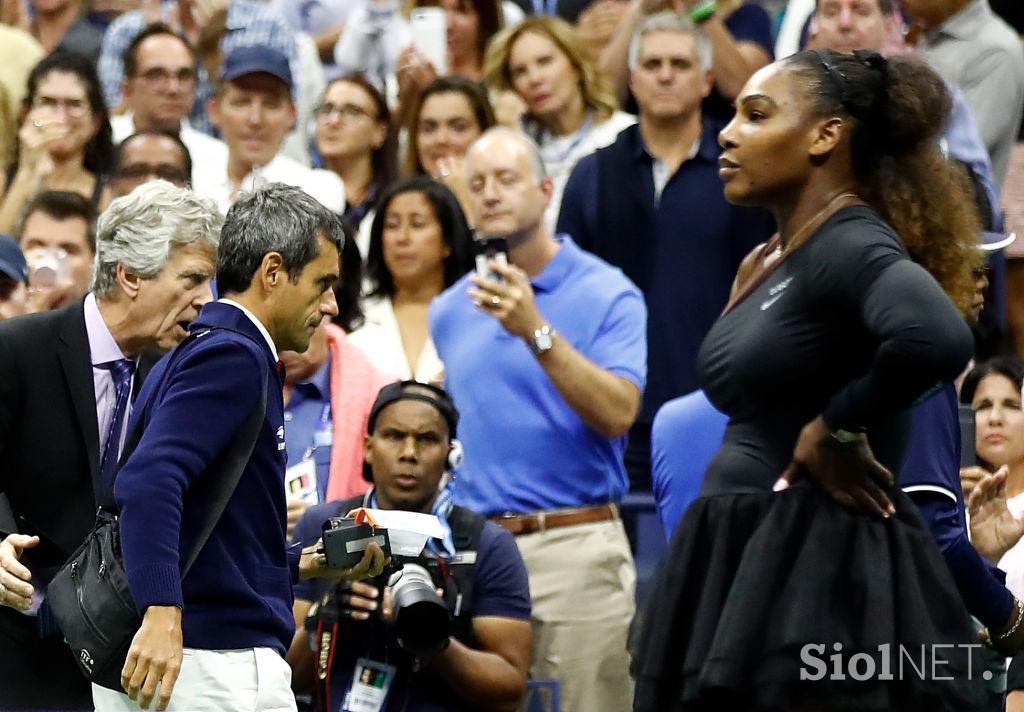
474, 235, 509, 282
410, 7, 447, 75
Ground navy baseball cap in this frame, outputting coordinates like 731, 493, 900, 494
221, 45, 293, 92
0, 234, 28, 284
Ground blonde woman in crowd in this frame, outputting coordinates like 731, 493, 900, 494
484, 15, 635, 233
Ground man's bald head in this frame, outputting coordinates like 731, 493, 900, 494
464, 127, 552, 241
467, 127, 547, 182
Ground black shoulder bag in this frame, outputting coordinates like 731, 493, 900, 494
47, 328, 269, 691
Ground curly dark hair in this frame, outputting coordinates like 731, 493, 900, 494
787, 50, 981, 315
960, 356, 1024, 407
24, 51, 114, 177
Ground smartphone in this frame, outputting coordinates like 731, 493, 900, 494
410, 7, 447, 75
474, 235, 509, 282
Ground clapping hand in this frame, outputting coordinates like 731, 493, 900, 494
961, 465, 991, 500
397, 47, 438, 110
968, 466, 1024, 563
576, 0, 630, 48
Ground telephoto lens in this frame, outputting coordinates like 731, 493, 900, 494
390, 563, 451, 657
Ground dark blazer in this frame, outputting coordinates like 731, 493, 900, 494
0, 300, 156, 575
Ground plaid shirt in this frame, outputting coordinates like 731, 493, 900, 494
98, 0, 299, 136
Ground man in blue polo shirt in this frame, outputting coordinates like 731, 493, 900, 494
430, 127, 647, 712
558, 12, 774, 491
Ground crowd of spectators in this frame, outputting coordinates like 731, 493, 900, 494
1, 0, 1024, 710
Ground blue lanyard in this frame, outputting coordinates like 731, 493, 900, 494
302, 401, 333, 461
530, 112, 594, 167
367, 485, 457, 559
530, 0, 558, 15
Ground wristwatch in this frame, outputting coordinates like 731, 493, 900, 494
529, 324, 557, 357
831, 428, 861, 444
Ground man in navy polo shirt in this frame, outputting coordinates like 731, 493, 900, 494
558, 12, 774, 491
430, 127, 647, 712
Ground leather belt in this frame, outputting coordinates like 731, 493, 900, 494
490, 503, 619, 536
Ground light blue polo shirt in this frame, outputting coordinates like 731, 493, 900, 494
430, 236, 647, 516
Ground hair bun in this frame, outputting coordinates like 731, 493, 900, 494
853, 49, 888, 74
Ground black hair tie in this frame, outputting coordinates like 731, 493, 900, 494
812, 48, 849, 100
853, 49, 888, 74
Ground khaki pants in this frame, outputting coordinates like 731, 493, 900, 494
514, 518, 636, 712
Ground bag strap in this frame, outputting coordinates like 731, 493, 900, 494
97, 325, 270, 577
181, 372, 267, 576
95, 327, 212, 511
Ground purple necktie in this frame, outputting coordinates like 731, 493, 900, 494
98, 358, 134, 495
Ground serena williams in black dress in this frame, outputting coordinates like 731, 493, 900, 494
632, 50, 994, 711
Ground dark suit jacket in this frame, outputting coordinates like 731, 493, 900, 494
0, 300, 156, 576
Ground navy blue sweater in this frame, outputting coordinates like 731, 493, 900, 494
899, 383, 1015, 629
115, 301, 301, 656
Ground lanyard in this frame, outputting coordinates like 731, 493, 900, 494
366, 486, 457, 559
530, 0, 558, 15
531, 112, 594, 168
301, 401, 333, 461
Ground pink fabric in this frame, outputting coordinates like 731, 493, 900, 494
324, 323, 397, 502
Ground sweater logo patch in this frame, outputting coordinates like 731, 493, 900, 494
761, 277, 793, 311
277, 426, 286, 451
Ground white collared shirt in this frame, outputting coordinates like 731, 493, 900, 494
193, 152, 346, 216
218, 298, 278, 362
110, 113, 230, 188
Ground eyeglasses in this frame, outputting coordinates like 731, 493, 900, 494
32, 96, 90, 119
314, 102, 377, 121
116, 163, 190, 186
137, 67, 197, 86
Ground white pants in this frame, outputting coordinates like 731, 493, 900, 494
92, 647, 296, 712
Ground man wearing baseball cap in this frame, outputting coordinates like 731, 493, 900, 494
0, 235, 28, 321
288, 381, 532, 711
193, 45, 345, 215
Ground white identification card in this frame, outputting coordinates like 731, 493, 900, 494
341, 658, 396, 712
285, 458, 319, 505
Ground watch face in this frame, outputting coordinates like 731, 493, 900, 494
532, 331, 553, 354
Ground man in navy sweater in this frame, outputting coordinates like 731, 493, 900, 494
98, 184, 388, 712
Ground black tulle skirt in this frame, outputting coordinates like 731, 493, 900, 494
632, 482, 988, 711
